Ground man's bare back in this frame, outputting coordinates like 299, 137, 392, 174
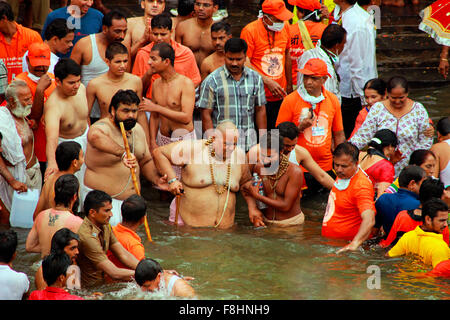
84, 118, 148, 200
175, 18, 215, 68
87, 72, 143, 119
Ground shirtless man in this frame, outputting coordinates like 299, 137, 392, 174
44, 58, 89, 183
171, 0, 196, 31
175, 0, 218, 68
86, 42, 149, 144
33, 141, 84, 220
200, 20, 232, 80
25, 174, 83, 258
243, 131, 305, 227
70, 10, 128, 121
431, 116, 450, 204
0, 81, 41, 220
247, 121, 335, 190
123, 0, 167, 63
82, 89, 166, 225
153, 120, 265, 229
138, 43, 196, 156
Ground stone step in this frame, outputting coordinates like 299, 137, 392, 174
376, 33, 441, 50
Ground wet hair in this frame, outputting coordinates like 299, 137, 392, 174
333, 142, 359, 163
320, 24, 347, 49
367, 129, 398, 155
343, 0, 358, 4
109, 89, 141, 113
121, 194, 147, 224
151, 13, 172, 30
50, 228, 80, 255
178, 0, 195, 16
436, 116, 450, 136
54, 58, 81, 82
364, 78, 387, 97
224, 38, 248, 54
44, 18, 74, 41
419, 177, 444, 204
135, 258, 163, 285
105, 42, 128, 61
102, 10, 127, 27
54, 174, 79, 208
55, 141, 82, 171
0, 230, 17, 263
151, 42, 175, 66
211, 21, 232, 34
409, 149, 436, 166
260, 131, 284, 153
357, 0, 371, 6
421, 198, 448, 223
276, 121, 300, 140
398, 165, 426, 188
0, 2, 14, 21
387, 76, 409, 94
42, 253, 71, 286
83, 189, 112, 216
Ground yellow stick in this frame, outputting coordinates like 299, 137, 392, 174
119, 122, 152, 242
175, 195, 180, 227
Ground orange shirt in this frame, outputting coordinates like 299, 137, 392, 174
275, 88, 343, 171
107, 223, 145, 269
15, 72, 56, 163
131, 39, 201, 98
0, 23, 43, 83
240, 19, 291, 102
289, 21, 326, 86
322, 169, 376, 241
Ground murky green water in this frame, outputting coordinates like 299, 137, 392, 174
10, 176, 450, 300
9, 0, 450, 299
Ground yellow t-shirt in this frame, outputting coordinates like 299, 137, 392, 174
388, 226, 450, 268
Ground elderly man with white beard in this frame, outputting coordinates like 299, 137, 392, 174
0, 80, 42, 222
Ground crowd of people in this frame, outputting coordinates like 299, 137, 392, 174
0, 0, 449, 300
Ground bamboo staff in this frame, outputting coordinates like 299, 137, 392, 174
175, 195, 180, 227
119, 122, 152, 242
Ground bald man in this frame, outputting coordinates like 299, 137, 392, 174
152, 121, 265, 229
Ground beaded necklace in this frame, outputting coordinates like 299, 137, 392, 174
205, 136, 232, 195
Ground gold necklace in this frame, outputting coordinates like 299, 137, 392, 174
205, 137, 232, 195
267, 154, 289, 189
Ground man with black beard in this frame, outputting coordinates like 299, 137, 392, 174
0, 80, 42, 223
82, 89, 166, 226
243, 131, 305, 227
25, 174, 83, 258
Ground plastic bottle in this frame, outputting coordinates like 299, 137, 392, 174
252, 173, 267, 210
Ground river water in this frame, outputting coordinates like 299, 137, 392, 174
7, 0, 450, 300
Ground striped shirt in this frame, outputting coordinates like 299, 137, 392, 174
198, 65, 266, 151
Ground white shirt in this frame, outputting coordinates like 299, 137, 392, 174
297, 41, 341, 102
22, 50, 59, 74
0, 265, 30, 300
335, 3, 377, 100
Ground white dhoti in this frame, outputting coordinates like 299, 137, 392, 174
80, 184, 123, 226
25, 161, 42, 191
58, 126, 89, 201
0, 108, 28, 212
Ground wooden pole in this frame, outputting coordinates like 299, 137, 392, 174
175, 195, 180, 227
119, 122, 152, 242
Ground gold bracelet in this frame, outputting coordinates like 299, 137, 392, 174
441, 58, 449, 61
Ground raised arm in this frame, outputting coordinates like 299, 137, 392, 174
298, 147, 334, 189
